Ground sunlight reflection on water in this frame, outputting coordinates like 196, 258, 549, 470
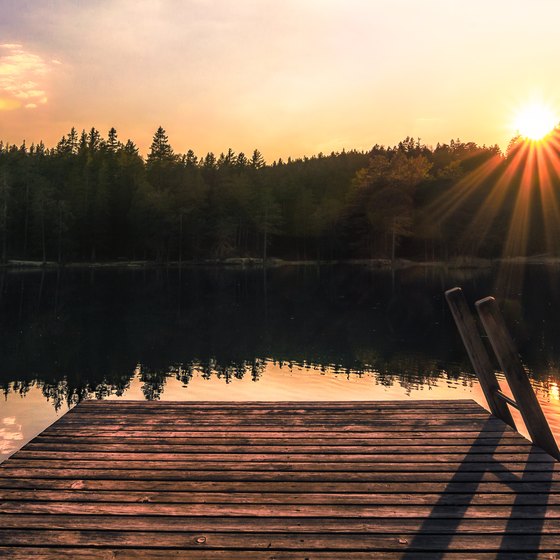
3, 361, 560, 463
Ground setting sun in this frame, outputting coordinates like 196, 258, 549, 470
513, 103, 558, 141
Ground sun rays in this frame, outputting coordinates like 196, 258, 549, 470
427, 124, 560, 296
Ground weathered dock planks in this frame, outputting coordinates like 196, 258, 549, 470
0, 399, 558, 559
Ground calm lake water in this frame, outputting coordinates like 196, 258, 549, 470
2, 263, 560, 462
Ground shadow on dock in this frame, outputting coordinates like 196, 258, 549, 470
403, 418, 554, 558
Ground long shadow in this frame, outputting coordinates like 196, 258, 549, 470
402, 418, 554, 558
496, 445, 554, 559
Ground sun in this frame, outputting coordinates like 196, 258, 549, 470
513, 103, 558, 141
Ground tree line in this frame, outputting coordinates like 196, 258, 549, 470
0, 126, 552, 263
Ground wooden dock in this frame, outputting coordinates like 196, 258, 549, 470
0, 399, 559, 559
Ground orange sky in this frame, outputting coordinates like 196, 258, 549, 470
1, 0, 560, 161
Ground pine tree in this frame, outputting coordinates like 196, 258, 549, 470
123, 140, 139, 155
147, 126, 174, 163
78, 130, 88, 154
250, 149, 265, 169
236, 152, 248, 168
68, 127, 79, 154
88, 128, 101, 151
184, 149, 198, 167
107, 127, 119, 152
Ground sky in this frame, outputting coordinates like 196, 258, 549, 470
1, 0, 560, 161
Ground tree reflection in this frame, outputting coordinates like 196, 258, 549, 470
0, 265, 559, 409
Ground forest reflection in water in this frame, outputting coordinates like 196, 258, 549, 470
2, 263, 560, 461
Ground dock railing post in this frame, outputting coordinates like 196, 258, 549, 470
475, 296, 560, 460
445, 287, 515, 429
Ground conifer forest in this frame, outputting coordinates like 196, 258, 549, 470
0, 126, 551, 264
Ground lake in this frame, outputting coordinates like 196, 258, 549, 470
2, 262, 560, 462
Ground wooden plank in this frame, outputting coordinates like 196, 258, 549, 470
2, 529, 560, 551
22, 443, 537, 454
37, 428, 524, 439
56, 419, 496, 428
46, 420, 511, 430
28, 434, 531, 445
67, 410, 488, 418
10, 450, 551, 461
3, 460, 558, 473
2, 514, 560, 534
2, 501, 560, 518
40, 428, 514, 437
64, 405, 488, 413
61, 411, 490, 418
2, 489, 560, 506
62, 411, 489, 419
75, 399, 482, 407
56, 408, 495, 416
4, 467, 560, 481
2, 479, 559, 493
55, 405, 494, 416
2, 549, 553, 560
62, 402, 485, 409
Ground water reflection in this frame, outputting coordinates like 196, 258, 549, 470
1, 264, 560, 461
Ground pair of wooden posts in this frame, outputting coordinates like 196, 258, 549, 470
445, 287, 560, 460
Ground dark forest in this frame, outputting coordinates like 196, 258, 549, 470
0, 126, 554, 264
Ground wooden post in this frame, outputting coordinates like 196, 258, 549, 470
445, 288, 515, 429
476, 296, 560, 460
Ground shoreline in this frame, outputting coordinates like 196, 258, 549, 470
1, 255, 559, 271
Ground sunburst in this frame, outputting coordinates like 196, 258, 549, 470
513, 103, 557, 141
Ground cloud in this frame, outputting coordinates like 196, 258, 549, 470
0, 44, 55, 110
0, 97, 21, 110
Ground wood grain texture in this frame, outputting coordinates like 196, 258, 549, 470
1, 399, 558, 557
476, 296, 560, 460
445, 287, 516, 427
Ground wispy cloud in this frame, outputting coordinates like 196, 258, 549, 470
0, 43, 55, 110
